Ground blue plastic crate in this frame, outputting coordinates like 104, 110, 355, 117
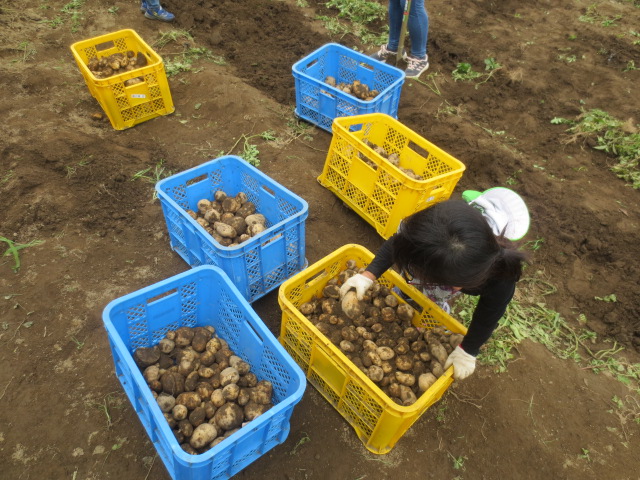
102, 266, 307, 480
292, 43, 405, 133
156, 156, 309, 303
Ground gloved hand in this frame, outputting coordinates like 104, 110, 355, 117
339, 273, 374, 300
444, 346, 476, 380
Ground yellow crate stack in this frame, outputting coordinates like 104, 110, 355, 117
278, 244, 467, 454
318, 113, 466, 239
70, 29, 174, 130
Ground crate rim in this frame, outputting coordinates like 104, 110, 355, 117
155, 155, 310, 251
278, 243, 465, 414
70, 28, 162, 83
292, 43, 406, 107
330, 113, 467, 185
102, 264, 307, 465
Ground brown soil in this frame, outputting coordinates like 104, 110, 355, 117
1, 0, 639, 479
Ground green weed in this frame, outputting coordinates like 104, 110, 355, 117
155, 31, 225, 77
1, 237, 45, 273
131, 160, 173, 200
289, 432, 311, 455
552, 109, 640, 189
12, 41, 36, 63
326, 0, 386, 24
61, 0, 84, 32
318, 0, 388, 45
452, 62, 482, 82
1, 170, 14, 186
595, 294, 617, 303
226, 130, 277, 168
448, 452, 467, 470
522, 238, 544, 251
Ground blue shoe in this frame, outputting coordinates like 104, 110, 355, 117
144, 6, 175, 22
140, 1, 148, 12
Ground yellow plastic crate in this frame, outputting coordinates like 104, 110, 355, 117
278, 244, 467, 454
318, 113, 466, 239
70, 29, 174, 130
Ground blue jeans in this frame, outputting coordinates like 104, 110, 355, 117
387, 0, 429, 60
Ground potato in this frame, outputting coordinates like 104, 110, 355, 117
213, 402, 244, 431
219, 367, 240, 387
222, 383, 240, 402
367, 365, 384, 382
157, 394, 176, 413
248, 223, 266, 236
229, 356, 250, 375
161, 371, 185, 396
222, 196, 240, 213
174, 327, 195, 347
395, 354, 413, 371
396, 303, 415, 323
236, 202, 256, 218
251, 380, 273, 405
237, 372, 258, 388
143, 365, 160, 383
428, 340, 448, 366
189, 406, 207, 427
172, 404, 188, 421
204, 208, 220, 223
244, 401, 271, 422
134, 346, 160, 368
178, 419, 194, 438
190, 423, 218, 449
244, 213, 266, 226
395, 371, 416, 387
214, 222, 237, 239
176, 392, 202, 410
418, 372, 437, 392
210, 389, 225, 408
341, 291, 363, 320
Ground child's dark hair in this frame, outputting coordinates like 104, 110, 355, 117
392, 200, 528, 289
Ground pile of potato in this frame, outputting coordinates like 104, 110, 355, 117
324, 76, 380, 101
133, 325, 274, 455
87, 50, 148, 86
298, 261, 463, 406
186, 190, 267, 247
361, 140, 424, 180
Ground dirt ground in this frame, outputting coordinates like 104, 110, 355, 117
1, 0, 639, 479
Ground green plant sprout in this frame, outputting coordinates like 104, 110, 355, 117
226, 131, 277, 167
452, 62, 482, 82
594, 294, 617, 303
1, 237, 45, 273
131, 160, 173, 200
551, 109, 640, 189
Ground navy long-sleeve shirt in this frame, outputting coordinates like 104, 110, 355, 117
366, 237, 515, 356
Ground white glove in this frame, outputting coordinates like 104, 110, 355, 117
339, 273, 374, 300
444, 346, 476, 380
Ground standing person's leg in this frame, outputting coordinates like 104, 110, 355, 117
144, 0, 175, 22
386, 0, 405, 53
407, 0, 428, 59
405, 0, 429, 78
371, 0, 403, 61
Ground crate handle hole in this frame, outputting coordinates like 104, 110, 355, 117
146, 288, 178, 305
261, 233, 282, 247
95, 40, 115, 52
303, 269, 328, 287
305, 59, 318, 70
186, 174, 208, 187
407, 141, 430, 158
261, 185, 275, 197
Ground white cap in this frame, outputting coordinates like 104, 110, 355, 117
463, 187, 530, 241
